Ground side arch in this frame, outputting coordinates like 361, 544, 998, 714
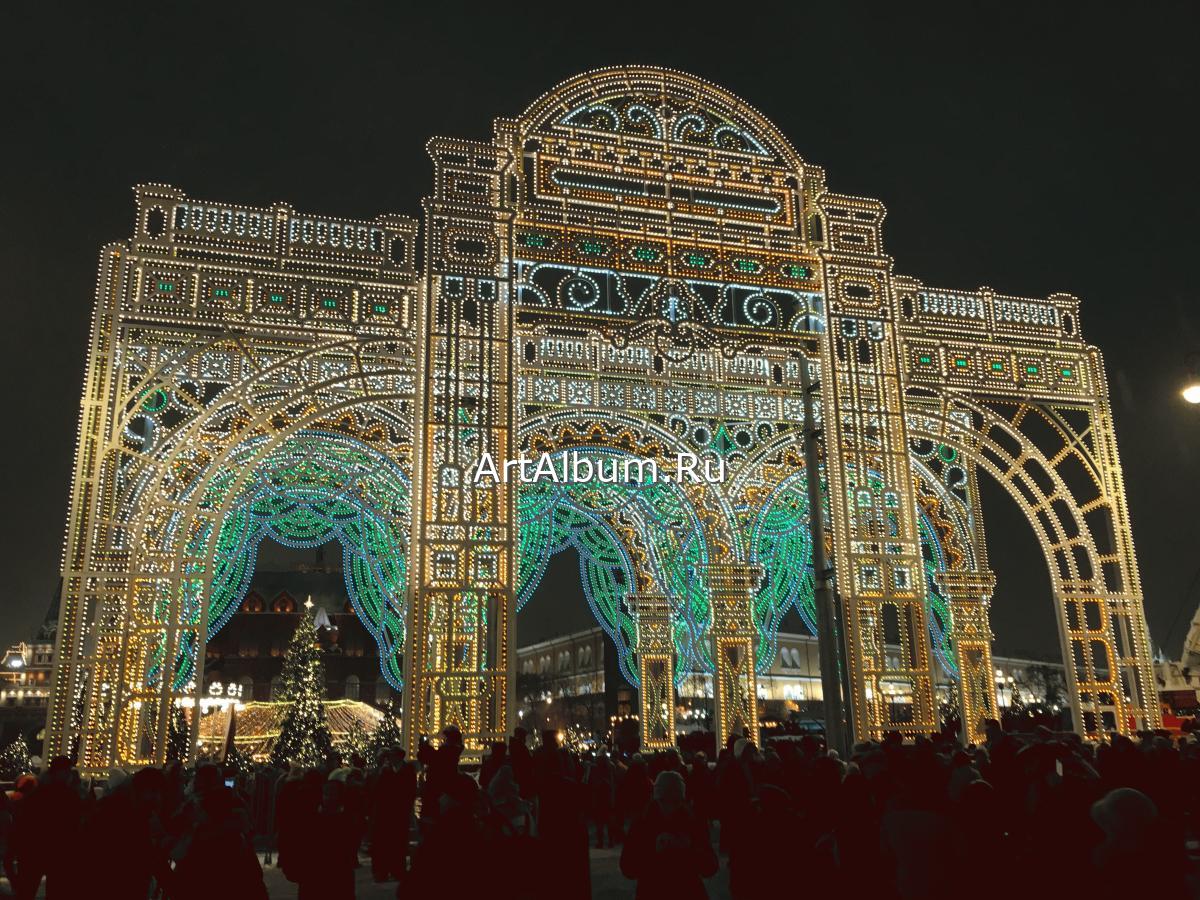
906, 391, 1158, 735
182, 429, 410, 691
730, 437, 980, 681
62, 332, 416, 769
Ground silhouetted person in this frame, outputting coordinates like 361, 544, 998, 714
369, 748, 416, 883
8, 757, 81, 898
408, 773, 491, 896
615, 755, 651, 841
1089, 787, 1188, 895
81, 766, 170, 898
621, 770, 717, 899
715, 739, 754, 852
172, 785, 267, 900
418, 724, 464, 819
728, 784, 801, 899
480, 742, 508, 791
685, 752, 714, 829
484, 765, 535, 899
275, 767, 322, 885
533, 731, 590, 899
295, 778, 358, 899
509, 728, 535, 801
587, 751, 616, 848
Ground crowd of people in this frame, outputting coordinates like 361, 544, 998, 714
0, 720, 1194, 898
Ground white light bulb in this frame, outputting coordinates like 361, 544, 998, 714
1182, 383, 1200, 404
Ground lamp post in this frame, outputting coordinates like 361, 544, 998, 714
799, 355, 849, 757
1183, 353, 1200, 404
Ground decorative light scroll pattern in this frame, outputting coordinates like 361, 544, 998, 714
515, 262, 823, 336
559, 93, 771, 155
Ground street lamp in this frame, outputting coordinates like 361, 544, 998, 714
799, 355, 849, 758
1183, 354, 1200, 403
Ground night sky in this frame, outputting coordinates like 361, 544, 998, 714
4, 5, 1198, 664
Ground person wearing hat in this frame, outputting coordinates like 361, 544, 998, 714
417, 725, 464, 822
620, 770, 717, 899
1089, 787, 1187, 894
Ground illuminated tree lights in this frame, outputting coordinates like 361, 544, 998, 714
269, 610, 334, 769
48, 66, 1158, 772
366, 697, 404, 760
0, 738, 33, 781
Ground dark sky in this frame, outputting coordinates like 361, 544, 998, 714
3, 4, 1198, 664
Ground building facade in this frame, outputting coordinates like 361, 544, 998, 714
201, 547, 396, 707
517, 625, 1069, 740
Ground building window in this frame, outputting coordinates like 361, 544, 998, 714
345, 675, 360, 700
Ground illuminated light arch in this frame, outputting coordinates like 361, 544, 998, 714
905, 393, 1155, 735
170, 429, 410, 691
515, 446, 712, 685
51, 67, 1157, 771
742, 458, 971, 678
82, 331, 417, 768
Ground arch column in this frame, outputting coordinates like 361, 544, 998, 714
628, 593, 675, 750
935, 569, 999, 744
707, 563, 760, 746
404, 138, 515, 758
816, 195, 940, 739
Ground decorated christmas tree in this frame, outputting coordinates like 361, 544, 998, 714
225, 744, 253, 778
0, 738, 33, 781
270, 605, 333, 768
336, 718, 371, 766
367, 696, 404, 761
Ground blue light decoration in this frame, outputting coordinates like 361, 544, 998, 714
160, 434, 959, 693
167, 430, 410, 691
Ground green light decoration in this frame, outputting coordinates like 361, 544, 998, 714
516, 448, 712, 685
141, 389, 168, 412
161, 430, 410, 693
156, 434, 959, 693
518, 232, 552, 248
917, 505, 957, 677
744, 473, 819, 667
747, 467, 957, 677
